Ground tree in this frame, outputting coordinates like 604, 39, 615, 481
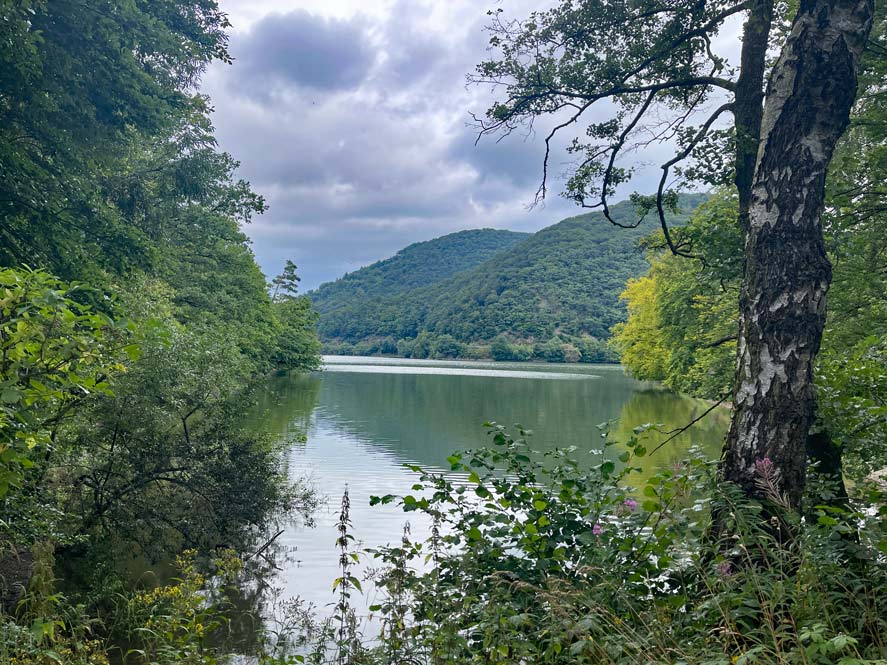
0, 0, 231, 282
475, 0, 874, 508
268, 261, 321, 371
271, 260, 302, 303
611, 275, 670, 382
615, 191, 741, 396
272, 296, 322, 371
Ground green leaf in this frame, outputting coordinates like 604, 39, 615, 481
1, 388, 22, 404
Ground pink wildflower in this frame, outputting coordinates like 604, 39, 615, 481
592, 523, 603, 536
716, 561, 732, 577
623, 498, 639, 511
755, 456, 774, 476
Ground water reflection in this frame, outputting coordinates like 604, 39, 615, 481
246, 357, 728, 618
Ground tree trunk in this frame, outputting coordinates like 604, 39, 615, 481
723, 0, 873, 510
733, 0, 774, 233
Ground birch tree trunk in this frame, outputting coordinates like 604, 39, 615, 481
723, 0, 874, 509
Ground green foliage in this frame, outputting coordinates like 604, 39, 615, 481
352, 428, 887, 664
271, 261, 302, 303
0, 269, 128, 504
490, 336, 532, 362
0, 0, 231, 282
613, 33, 887, 473
0, 0, 321, 375
272, 297, 322, 372
613, 192, 740, 397
0, 542, 111, 664
310, 229, 529, 337
57, 323, 311, 555
429, 335, 465, 360
817, 338, 887, 478
317, 196, 705, 359
0, 0, 318, 661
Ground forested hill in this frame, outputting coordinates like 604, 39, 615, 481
310, 228, 529, 313
315, 195, 706, 361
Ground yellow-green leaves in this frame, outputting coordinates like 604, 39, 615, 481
0, 267, 126, 499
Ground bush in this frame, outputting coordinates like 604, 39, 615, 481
430, 335, 465, 359
355, 425, 887, 664
576, 335, 619, 363
491, 336, 533, 361
535, 338, 567, 362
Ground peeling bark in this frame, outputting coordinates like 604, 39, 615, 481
723, 0, 874, 509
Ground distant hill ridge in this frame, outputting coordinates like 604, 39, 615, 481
309, 228, 530, 315
310, 195, 707, 361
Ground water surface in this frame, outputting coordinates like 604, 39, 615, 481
250, 356, 728, 620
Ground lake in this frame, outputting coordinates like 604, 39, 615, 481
249, 356, 729, 625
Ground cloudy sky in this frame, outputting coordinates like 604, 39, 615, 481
202, 0, 719, 290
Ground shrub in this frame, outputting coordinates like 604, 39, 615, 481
359, 425, 887, 664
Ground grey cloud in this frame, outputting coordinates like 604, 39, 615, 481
205, 0, 669, 290
234, 10, 375, 94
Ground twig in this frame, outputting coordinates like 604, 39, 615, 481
244, 528, 285, 562
649, 394, 730, 456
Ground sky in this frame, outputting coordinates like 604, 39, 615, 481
201, 0, 732, 291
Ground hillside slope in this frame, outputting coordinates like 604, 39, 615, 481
310, 229, 529, 338
315, 195, 706, 359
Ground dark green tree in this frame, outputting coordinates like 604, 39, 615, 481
0, 0, 231, 282
271, 260, 302, 303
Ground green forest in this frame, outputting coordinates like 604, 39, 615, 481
2, 0, 887, 664
316, 196, 704, 362
0, 3, 322, 663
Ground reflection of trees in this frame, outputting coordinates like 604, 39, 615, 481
610, 389, 730, 486
247, 373, 322, 445
278, 370, 727, 473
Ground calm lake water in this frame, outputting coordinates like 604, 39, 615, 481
249, 356, 729, 622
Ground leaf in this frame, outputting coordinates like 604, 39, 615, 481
1, 388, 21, 404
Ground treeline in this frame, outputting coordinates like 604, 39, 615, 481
324, 333, 617, 363
315, 196, 706, 359
0, 2, 319, 662
310, 229, 530, 315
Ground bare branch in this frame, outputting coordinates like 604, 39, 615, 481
650, 394, 730, 456
703, 333, 739, 348
536, 101, 595, 203
655, 102, 735, 256
598, 91, 658, 228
